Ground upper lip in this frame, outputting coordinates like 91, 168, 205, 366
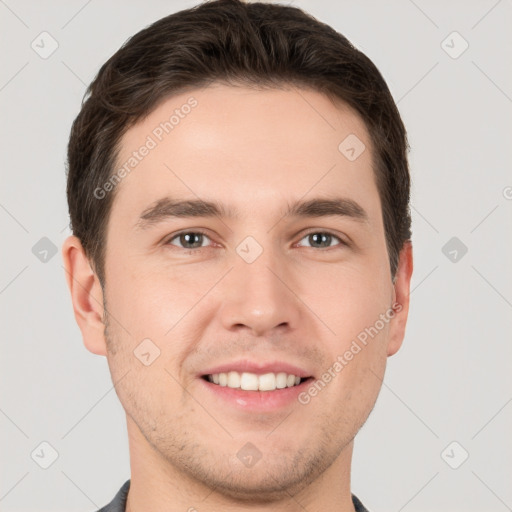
199, 360, 314, 378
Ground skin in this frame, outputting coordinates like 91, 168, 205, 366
63, 83, 413, 512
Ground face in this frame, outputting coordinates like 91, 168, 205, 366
65, 83, 412, 501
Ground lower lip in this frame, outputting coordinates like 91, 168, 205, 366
198, 377, 313, 412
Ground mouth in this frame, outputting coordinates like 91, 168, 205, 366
200, 371, 314, 392
197, 360, 315, 411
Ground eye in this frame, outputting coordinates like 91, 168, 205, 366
164, 229, 347, 252
166, 230, 213, 250
296, 231, 346, 250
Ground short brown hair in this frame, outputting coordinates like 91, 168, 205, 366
66, 0, 411, 285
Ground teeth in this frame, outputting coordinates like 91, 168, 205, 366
258, 373, 276, 391
276, 372, 287, 389
227, 371, 241, 388
240, 372, 259, 390
206, 371, 304, 391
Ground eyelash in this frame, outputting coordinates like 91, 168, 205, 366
164, 229, 348, 252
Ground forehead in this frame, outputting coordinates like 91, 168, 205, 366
110, 83, 380, 226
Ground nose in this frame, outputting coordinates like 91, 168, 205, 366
218, 245, 302, 337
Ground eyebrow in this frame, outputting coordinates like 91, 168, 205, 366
135, 196, 369, 230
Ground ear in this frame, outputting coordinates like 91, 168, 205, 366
386, 241, 413, 357
62, 235, 107, 356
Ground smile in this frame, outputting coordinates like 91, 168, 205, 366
203, 371, 307, 391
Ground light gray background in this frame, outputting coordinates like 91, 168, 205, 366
1, 0, 511, 511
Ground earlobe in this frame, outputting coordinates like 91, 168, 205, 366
62, 236, 107, 356
387, 241, 413, 357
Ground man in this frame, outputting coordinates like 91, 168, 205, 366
62, 0, 413, 510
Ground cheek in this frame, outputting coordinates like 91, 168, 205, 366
306, 259, 392, 401
300, 260, 392, 340
104, 256, 185, 337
